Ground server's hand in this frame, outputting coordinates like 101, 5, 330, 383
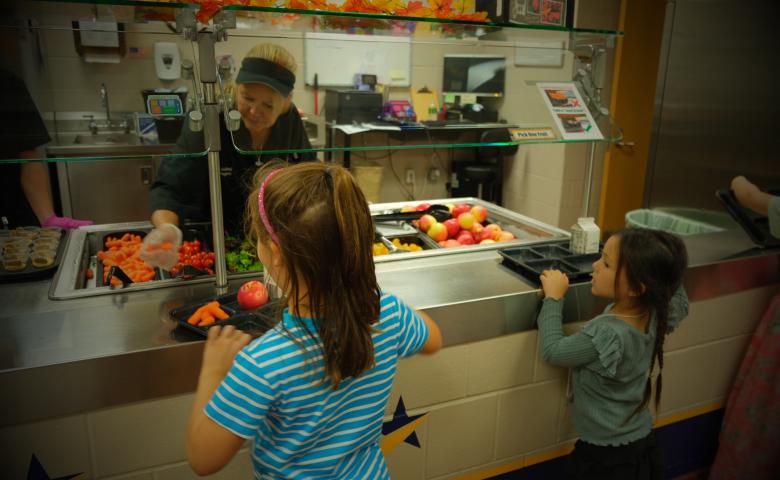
140, 223, 182, 270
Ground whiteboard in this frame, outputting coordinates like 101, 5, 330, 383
304, 32, 411, 87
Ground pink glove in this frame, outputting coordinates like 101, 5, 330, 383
140, 223, 182, 270
42, 214, 94, 229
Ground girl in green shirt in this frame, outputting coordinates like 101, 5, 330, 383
537, 228, 689, 480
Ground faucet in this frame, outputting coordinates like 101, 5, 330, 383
100, 83, 111, 124
87, 83, 129, 133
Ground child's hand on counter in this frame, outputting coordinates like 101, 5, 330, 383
540, 269, 569, 300
200, 325, 252, 381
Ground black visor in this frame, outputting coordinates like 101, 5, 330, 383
235, 57, 296, 96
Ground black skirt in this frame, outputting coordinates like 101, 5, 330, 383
565, 431, 662, 480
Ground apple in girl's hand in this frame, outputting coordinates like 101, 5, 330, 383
418, 214, 437, 232
443, 218, 460, 238
471, 205, 488, 223
427, 222, 448, 242
451, 204, 471, 218
237, 280, 269, 310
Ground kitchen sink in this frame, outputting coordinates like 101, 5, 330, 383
72, 132, 143, 146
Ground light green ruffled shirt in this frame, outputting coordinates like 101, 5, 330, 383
537, 287, 689, 446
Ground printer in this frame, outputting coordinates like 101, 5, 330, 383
324, 89, 383, 124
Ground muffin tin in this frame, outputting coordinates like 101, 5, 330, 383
170, 292, 280, 338
0, 227, 66, 282
498, 241, 601, 286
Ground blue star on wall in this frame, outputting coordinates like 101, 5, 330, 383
26, 454, 82, 480
382, 396, 426, 448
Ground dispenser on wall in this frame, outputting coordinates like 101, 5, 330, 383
154, 42, 181, 80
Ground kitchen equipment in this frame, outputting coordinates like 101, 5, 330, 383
372, 204, 451, 223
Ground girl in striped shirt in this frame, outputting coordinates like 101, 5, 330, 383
186, 162, 442, 478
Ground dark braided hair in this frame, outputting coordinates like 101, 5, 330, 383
614, 228, 688, 418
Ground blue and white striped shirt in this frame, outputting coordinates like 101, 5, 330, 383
205, 292, 429, 479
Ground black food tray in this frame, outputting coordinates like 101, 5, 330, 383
0, 229, 68, 283
170, 292, 281, 338
716, 188, 780, 248
499, 242, 600, 286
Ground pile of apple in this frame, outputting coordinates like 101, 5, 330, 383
410, 203, 516, 248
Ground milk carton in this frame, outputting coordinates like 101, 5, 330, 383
570, 217, 601, 254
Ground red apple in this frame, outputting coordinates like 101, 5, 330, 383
446, 203, 455, 213
497, 231, 516, 242
470, 222, 484, 236
456, 231, 475, 245
418, 214, 437, 232
477, 228, 495, 242
427, 222, 448, 242
443, 239, 461, 248
471, 205, 488, 223
458, 212, 476, 230
443, 218, 460, 238
237, 280, 269, 310
451, 204, 471, 218
415, 203, 431, 212
438, 240, 447, 247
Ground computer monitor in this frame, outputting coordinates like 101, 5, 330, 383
442, 54, 506, 98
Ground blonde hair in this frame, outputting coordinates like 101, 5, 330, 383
224, 43, 297, 117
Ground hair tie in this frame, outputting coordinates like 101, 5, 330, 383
323, 167, 333, 189
258, 169, 283, 244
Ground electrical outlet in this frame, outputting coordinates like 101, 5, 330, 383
405, 169, 415, 185
428, 167, 441, 182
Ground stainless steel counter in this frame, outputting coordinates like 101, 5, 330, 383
1, 223, 778, 427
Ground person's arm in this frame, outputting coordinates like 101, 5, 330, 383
537, 269, 601, 367
416, 309, 442, 354
537, 298, 601, 367
186, 326, 251, 475
151, 209, 179, 228
731, 175, 772, 216
19, 159, 54, 223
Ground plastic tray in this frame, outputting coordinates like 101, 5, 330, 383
499, 242, 600, 286
0, 228, 67, 283
170, 292, 280, 338
716, 187, 780, 248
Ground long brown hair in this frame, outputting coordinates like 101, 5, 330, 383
245, 161, 381, 388
615, 228, 687, 418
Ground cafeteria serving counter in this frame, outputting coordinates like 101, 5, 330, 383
0, 201, 778, 427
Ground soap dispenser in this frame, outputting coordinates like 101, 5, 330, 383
154, 42, 181, 81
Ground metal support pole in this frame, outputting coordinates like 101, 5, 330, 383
198, 32, 228, 289
581, 142, 596, 218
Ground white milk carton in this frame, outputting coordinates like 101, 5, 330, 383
570, 217, 601, 254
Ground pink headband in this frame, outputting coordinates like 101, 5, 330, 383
258, 169, 282, 244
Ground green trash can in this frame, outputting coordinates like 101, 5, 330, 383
625, 209, 726, 236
